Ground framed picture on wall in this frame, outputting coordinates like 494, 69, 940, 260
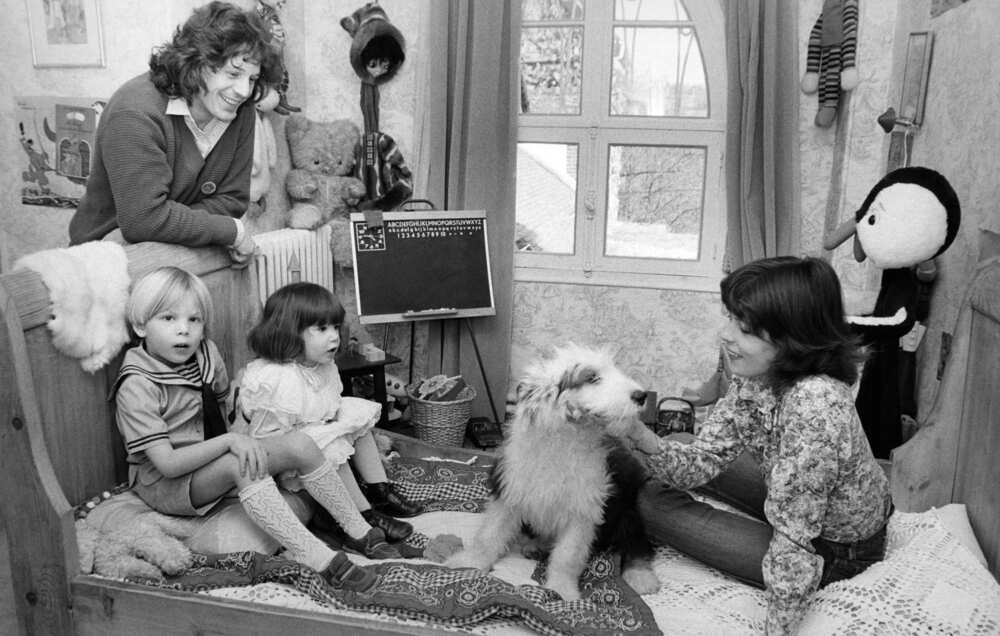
25, 0, 105, 68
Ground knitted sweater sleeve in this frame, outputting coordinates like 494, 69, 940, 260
99, 109, 246, 247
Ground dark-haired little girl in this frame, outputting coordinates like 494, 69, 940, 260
237, 282, 421, 558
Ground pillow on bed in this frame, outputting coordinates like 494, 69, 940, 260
185, 491, 314, 555
930, 503, 989, 568
798, 507, 1000, 634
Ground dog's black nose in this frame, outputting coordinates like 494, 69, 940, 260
631, 390, 647, 405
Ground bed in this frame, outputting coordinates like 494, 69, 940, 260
2, 238, 998, 635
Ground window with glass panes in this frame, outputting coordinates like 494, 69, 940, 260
515, 0, 726, 291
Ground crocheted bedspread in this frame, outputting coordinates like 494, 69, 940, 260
133, 455, 1000, 635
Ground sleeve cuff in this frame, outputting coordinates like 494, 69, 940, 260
230, 217, 245, 248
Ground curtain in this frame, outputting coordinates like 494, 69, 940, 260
411, 1, 520, 421
723, 0, 801, 270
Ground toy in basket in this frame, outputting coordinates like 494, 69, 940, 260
407, 374, 476, 447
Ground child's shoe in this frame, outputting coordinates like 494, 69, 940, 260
343, 527, 401, 559
321, 552, 376, 591
365, 481, 423, 517
362, 508, 413, 542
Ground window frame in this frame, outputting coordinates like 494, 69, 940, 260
515, 0, 726, 292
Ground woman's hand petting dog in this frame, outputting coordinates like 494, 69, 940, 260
626, 419, 662, 455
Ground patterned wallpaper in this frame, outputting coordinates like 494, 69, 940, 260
510, 282, 724, 396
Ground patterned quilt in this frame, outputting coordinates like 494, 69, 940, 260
132, 456, 663, 636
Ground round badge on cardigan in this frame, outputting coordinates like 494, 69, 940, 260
201, 181, 217, 195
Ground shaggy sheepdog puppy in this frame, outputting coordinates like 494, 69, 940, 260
447, 344, 661, 600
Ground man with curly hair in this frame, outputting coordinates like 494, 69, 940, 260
69, 1, 284, 267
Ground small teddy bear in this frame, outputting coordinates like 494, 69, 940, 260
801, 0, 860, 128
76, 490, 197, 580
284, 114, 367, 261
385, 372, 409, 421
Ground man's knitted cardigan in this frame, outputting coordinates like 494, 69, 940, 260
69, 73, 255, 247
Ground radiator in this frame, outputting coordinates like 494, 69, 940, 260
251, 226, 335, 305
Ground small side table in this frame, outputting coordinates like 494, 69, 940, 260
336, 350, 402, 426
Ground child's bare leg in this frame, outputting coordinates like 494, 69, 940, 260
338, 462, 371, 511
352, 432, 422, 518
339, 460, 413, 542
351, 432, 389, 483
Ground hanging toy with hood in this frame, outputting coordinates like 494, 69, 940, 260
824, 167, 960, 459
340, 2, 414, 226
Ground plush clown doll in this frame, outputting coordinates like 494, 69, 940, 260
824, 167, 960, 458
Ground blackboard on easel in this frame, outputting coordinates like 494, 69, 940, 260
349, 210, 496, 324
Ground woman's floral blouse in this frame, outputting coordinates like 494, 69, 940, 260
646, 375, 892, 634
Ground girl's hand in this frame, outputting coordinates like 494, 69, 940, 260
227, 433, 269, 480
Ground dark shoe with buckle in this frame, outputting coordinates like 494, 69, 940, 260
342, 527, 401, 560
321, 552, 376, 592
365, 481, 423, 518
362, 508, 413, 542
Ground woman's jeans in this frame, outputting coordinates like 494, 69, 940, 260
637, 448, 886, 589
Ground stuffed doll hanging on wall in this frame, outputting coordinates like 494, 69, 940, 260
801, 0, 860, 128
341, 2, 413, 218
256, 0, 301, 116
824, 167, 960, 458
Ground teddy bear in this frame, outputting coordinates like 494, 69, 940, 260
801, 0, 860, 128
76, 490, 197, 580
824, 166, 960, 458
385, 372, 409, 421
284, 114, 367, 263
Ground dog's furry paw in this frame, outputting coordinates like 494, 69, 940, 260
444, 549, 493, 571
516, 535, 548, 561
545, 573, 581, 601
423, 534, 464, 563
622, 562, 661, 595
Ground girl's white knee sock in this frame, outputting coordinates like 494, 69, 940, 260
238, 478, 335, 571
300, 460, 371, 539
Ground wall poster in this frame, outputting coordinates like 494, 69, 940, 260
17, 96, 105, 209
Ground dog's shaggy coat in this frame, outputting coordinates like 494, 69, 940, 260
447, 344, 661, 600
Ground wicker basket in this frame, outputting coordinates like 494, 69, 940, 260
408, 386, 476, 447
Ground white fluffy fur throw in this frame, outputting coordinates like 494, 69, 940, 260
15, 241, 131, 373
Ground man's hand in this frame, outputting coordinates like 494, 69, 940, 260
228, 232, 258, 269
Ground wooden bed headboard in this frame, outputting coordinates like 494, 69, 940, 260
891, 255, 1000, 581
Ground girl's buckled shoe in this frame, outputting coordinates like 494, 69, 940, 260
362, 508, 413, 542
